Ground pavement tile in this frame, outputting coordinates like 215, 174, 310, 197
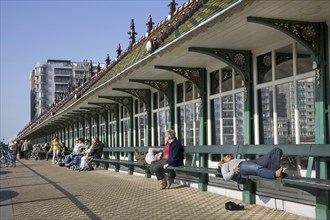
0, 159, 312, 220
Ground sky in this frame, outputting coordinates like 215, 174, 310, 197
0, 0, 186, 143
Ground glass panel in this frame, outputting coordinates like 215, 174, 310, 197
221, 68, 232, 92
159, 92, 165, 108
210, 70, 219, 95
258, 87, 274, 144
222, 95, 234, 144
135, 99, 138, 114
194, 85, 200, 99
178, 106, 185, 144
297, 44, 313, 75
275, 45, 293, 80
185, 81, 193, 102
275, 83, 295, 144
153, 92, 158, 110
159, 111, 166, 145
234, 71, 243, 89
235, 93, 244, 144
139, 101, 144, 113
177, 83, 183, 103
122, 120, 129, 147
139, 115, 145, 146
211, 98, 221, 145
257, 52, 272, 84
297, 78, 315, 143
195, 102, 201, 145
185, 103, 194, 146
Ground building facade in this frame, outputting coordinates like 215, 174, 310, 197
30, 59, 95, 120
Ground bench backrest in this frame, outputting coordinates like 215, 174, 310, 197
183, 144, 330, 158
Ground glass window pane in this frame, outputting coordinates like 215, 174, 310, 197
221, 68, 232, 92
195, 102, 200, 145
275, 83, 295, 144
135, 99, 138, 114
222, 95, 234, 144
297, 78, 315, 143
297, 44, 313, 75
235, 93, 244, 144
159, 92, 165, 108
211, 98, 221, 145
139, 101, 144, 113
185, 81, 193, 102
257, 52, 272, 84
153, 92, 158, 110
159, 111, 166, 145
139, 115, 145, 146
194, 85, 200, 99
210, 70, 219, 95
234, 71, 243, 89
185, 104, 194, 146
258, 87, 274, 144
275, 45, 293, 80
177, 83, 183, 103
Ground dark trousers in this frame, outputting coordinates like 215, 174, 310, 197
24, 151, 29, 160
239, 148, 282, 179
150, 160, 168, 180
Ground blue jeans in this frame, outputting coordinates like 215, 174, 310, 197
239, 148, 282, 179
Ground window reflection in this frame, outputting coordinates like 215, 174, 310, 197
258, 87, 274, 144
257, 52, 272, 84
275, 45, 293, 80
275, 83, 294, 144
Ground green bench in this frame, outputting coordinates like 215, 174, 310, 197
167, 144, 330, 220
92, 146, 162, 177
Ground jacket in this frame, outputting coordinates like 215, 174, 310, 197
167, 138, 184, 167
88, 141, 104, 159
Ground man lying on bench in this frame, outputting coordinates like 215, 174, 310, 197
220, 147, 287, 181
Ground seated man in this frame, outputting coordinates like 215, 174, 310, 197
64, 138, 85, 167
79, 137, 104, 171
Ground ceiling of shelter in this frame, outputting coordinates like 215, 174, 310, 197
19, 0, 330, 139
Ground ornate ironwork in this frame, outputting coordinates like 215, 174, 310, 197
99, 96, 133, 113
80, 107, 106, 115
247, 16, 322, 59
129, 79, 173, 96
154, 65, 205, 89
112, 88, 150, 107
188, 47, 251, 101
88, 102, 117, 111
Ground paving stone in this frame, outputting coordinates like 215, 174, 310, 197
1, 159, 312, 220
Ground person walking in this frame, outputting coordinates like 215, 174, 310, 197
22, 140, 30, 160
51, 137, 61, 164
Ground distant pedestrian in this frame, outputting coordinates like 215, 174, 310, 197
22, 140, 29, 160
51, 137, 61, 164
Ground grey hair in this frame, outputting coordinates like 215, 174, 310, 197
166, 129, 176, 139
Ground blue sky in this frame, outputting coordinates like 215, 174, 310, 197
0, 0, 186, 143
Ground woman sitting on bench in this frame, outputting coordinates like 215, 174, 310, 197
220, 147, 286, 181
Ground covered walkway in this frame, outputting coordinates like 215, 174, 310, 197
0, 159, 311, 220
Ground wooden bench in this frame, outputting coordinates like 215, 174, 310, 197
167, 144, 330, 220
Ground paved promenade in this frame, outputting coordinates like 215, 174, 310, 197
0, 159, 312, 220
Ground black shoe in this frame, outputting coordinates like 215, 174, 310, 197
225, 201, 244, 211
65, 162, 72, 167
281, 172, 288, 178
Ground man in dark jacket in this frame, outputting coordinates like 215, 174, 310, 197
79, 137, 104, 171
149, 129, 184, 189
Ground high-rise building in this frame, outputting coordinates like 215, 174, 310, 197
30, 59, 94, 120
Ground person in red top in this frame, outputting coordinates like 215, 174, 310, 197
134, 141, 170, 165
